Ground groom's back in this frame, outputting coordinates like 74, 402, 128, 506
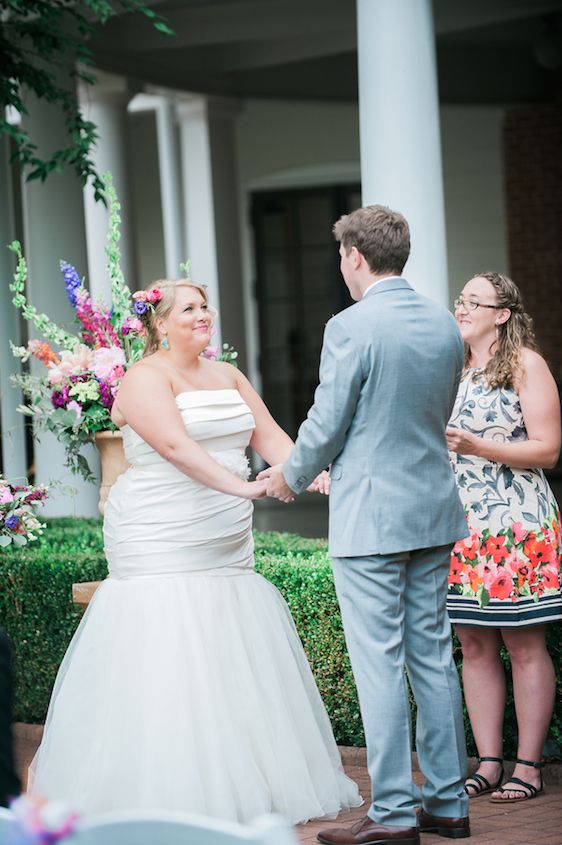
328, 282, 467, 557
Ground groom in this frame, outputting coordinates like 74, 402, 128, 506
261, 205, 470, 843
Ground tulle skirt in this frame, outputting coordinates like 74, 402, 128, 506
29, 571, 362, 823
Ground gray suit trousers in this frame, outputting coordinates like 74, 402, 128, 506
332, 545, 468, 827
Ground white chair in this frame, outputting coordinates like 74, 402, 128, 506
68, 811, 299, 845
0, 807, 17, 842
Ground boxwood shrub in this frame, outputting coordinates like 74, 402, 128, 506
1, 520, 560, 758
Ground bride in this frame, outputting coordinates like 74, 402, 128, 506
29, 279, 362, 823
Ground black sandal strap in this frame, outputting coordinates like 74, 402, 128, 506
497, 776, 539, 797
479, 756, 503, 764
516, 758, 544, 768
465, 773, 491, 791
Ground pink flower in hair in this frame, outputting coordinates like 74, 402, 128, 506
146, 287, 162, 303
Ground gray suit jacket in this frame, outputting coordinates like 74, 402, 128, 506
283, 278, 468, 557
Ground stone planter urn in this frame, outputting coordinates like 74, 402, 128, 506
94, 430, 130, 515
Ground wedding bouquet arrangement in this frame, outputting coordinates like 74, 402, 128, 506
0, 476, 48, 547
9, 174, 236, 482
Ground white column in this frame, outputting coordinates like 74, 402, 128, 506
357, 0, 448, 304
176, 96, 247, 364
20, 92, 100, 516
154, 97, 184, 279
80, 72, 136, 303
0, 135, 27, 481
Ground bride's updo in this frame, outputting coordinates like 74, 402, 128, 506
141, 279, 212, 357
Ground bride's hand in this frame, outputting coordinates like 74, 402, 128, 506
307, 470, 331, 495
240, 479, 269, 500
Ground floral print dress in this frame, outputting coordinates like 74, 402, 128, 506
447, 370, 562, 627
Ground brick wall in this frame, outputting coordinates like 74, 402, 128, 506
504, 105, 562, 381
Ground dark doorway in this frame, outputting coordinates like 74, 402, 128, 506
251, 184, 360, 438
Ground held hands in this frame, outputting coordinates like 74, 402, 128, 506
256, 464, 295, 503
446, 426, 481, 456
241, 479, 269, 500
255, 466, 331, 503
306, 470, 331, 495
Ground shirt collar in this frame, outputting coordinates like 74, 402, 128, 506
362, 275, 403, 299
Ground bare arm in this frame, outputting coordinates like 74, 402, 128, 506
234, 367, 295, 465
446, 349, 561, 469
114, 366, 266, 499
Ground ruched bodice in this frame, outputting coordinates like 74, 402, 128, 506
104, 390, 256, 579
121, 389, 254, 476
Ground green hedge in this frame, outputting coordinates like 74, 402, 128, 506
1, 519, 561, 759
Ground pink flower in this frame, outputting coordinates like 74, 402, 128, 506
540, 564, 561, 591
132, 290, 148, 302
91, 346, 126, 382
512, 522, 526, 544
504, 548, 522, 575
66, 401, 82, 421
489, 570, 514, 600
146, 287, 162, 303
0, 486, 14, 503
201, 345, 219, 360
47, 345, 93, 384
476, 560, 498, 588
121, 316, 145, 336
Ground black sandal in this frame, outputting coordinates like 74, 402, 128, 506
489, 759, 544, 803
464, 756, 504, 797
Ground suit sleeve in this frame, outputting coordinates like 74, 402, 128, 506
283, 317, 364, 493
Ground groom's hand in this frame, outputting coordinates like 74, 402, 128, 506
256, 464, 295, 503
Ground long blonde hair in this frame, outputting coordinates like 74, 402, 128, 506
141, 279, 211, 357
466, 271, 539, 388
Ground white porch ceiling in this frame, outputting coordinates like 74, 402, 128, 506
89, 0, 562, 103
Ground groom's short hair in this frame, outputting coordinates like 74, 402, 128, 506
333, 205, 410, 275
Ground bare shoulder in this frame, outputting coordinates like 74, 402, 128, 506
201, 359, 240, 388
119, 358, 166, 391
516, 347, 555, 390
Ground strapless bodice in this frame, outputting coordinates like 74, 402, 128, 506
104, 389, 257, 579
121, 389, 255, 477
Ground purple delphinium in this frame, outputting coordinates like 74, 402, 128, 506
51, 385, 70, 409
134, 300, 148, 316
98, 380, 114, 410
5, 515, 20, 529
60, 261, 82, 307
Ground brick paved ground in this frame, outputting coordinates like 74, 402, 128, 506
298, 766, 562, 845
14, 730, 562, 845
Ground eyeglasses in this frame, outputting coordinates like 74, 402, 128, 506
453, 298, 502, 312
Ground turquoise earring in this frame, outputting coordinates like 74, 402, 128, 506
162, 336, 169, 350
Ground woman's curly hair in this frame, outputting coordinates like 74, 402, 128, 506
466, 271, 539, 389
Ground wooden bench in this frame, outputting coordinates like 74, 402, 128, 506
72, 581, 101, 609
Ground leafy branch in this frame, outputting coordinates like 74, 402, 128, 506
0, 0, 174, 201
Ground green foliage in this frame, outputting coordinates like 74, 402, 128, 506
1, 520, 561, 759
8, 242, 78, 350
0, 1, 173, 197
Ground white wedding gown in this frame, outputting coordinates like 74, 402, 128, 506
29, 389, 361, 822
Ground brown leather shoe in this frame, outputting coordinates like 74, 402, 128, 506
417, 808, 470, 839
317, 816, 420, 845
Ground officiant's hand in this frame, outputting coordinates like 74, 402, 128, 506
307, 470, 330, 495
256, 464, 295, 503
446, 426, 480, 456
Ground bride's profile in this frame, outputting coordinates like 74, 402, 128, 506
29, 278, 362, 823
